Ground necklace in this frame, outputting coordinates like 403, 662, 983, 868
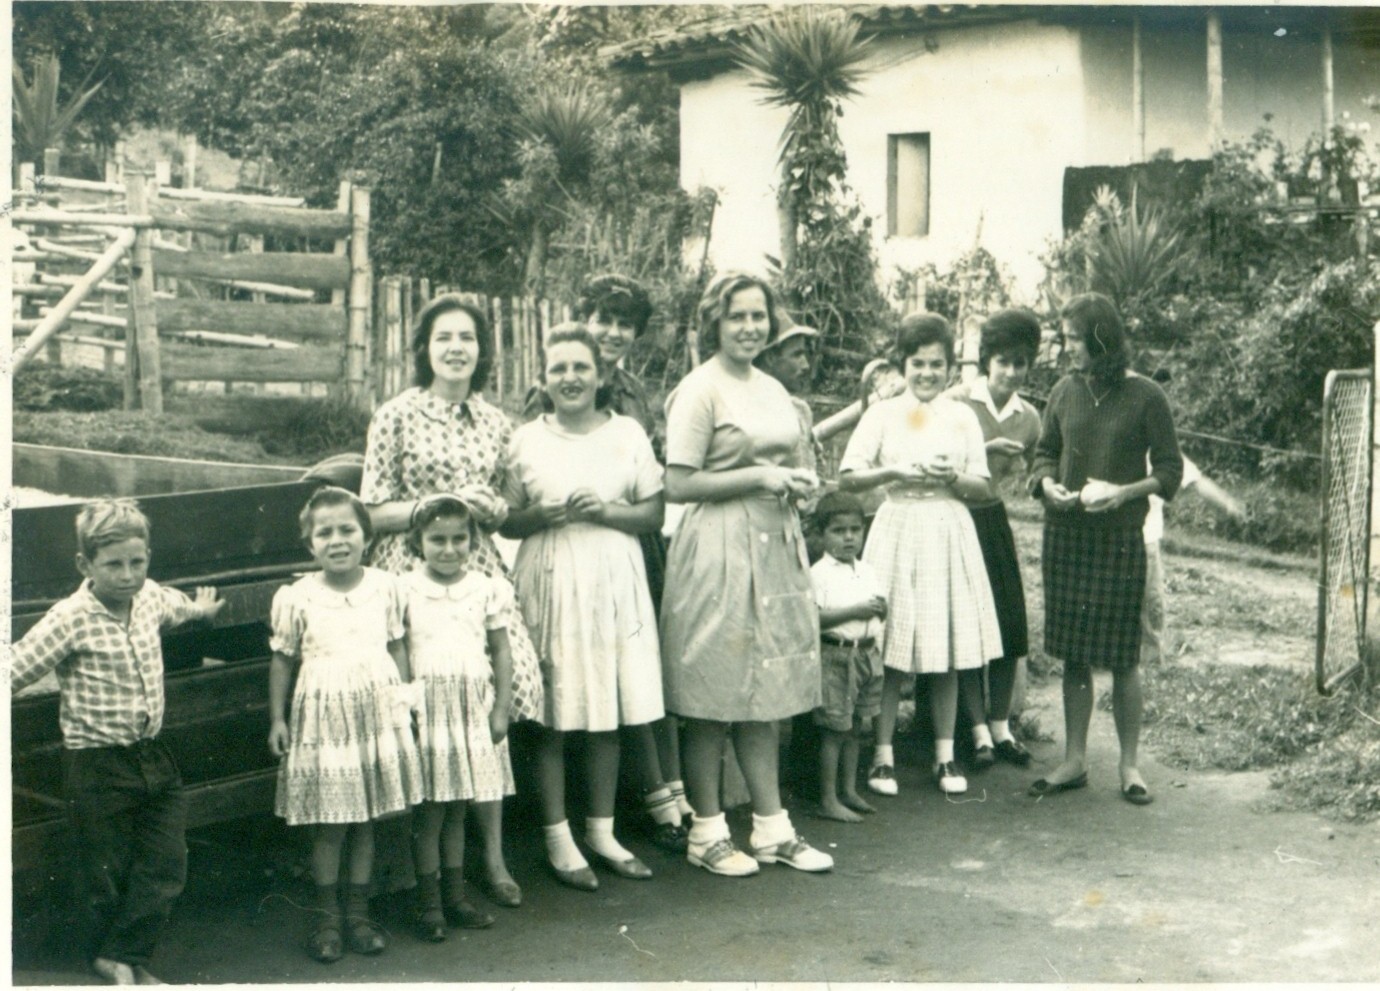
1084, 376, 1113, 407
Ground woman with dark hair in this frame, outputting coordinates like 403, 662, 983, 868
942, 309, 1044, 768
661, 271, 831, 876
840, 313, 1003, 798
502, 324, 665, 889
361, 294, 544, 908
1027, 292, 1183, 806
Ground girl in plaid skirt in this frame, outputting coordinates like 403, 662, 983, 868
1027, 293, 1183, 806
839, 314, 1003, 797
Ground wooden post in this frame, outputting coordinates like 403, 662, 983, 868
124, 172, 164, 413
1322, 23, 1335, 134
182, 135, 198, 189
1206, 10, 1224, 151
43, 147, 62, 178
155, 160, 172, 187
493, 295, 506, 403
1132, 14, 1145, 163
382, 277, 404, 400
400, 276, 414, 396
346, 186, 372, 410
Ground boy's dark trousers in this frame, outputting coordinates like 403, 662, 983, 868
63, 738, 188, 967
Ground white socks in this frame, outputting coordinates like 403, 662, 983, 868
667, 779, 694, 819
749, 810, 794, 851
543, 820, 588, 872
644, 786, 682, 827
990, 719, 1015, 744
972, 723, 994, 749
934, 739, 955, 765
688, 811, 730, 846
871, 744, 894, 769
584, 816, 634, 863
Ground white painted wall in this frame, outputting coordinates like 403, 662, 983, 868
678, 15, 1378, 300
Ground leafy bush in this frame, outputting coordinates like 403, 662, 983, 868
13, 410, 275, 462
13, 364, 122, 413
1165, 472, 1318, 557
255, 396, 373, 462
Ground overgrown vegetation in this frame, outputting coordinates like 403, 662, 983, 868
12, 410, 277, 463
13, 364, 122, 413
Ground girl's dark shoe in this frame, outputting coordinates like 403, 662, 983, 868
994, 738, 1032, 766
343, 883, 387, 955
308, 919, 344, 963
443, 898, 495, 929
414, 873, 447, 943
649, 820, 690, 853
971, 745, 996, 771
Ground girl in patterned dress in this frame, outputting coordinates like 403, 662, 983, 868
268, 487, 424, 963
401, 495, 516, 940
361, 294, 542, 908
502, 326, 665, 891
839, 314, 1003, 798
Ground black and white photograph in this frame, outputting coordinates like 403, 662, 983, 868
8, 0, 1380, 984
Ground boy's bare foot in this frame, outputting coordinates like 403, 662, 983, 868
817, 799, 864, 823
92, 958, 135, 985
133, 966, 164, 985
840, 792, 876, 814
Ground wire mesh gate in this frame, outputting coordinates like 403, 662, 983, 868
1317, 369, 1373, 694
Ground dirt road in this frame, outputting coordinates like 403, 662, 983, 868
14, 535, 1377, 984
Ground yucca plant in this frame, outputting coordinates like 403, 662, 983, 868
1087, 185, 1188, 302
13, 53, 104, 170
732, 8, 874, 272
515, 82, 612, 188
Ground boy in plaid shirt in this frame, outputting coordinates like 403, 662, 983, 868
11, 500, 222, 984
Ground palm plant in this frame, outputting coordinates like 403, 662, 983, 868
13, 53, 104, 171
732, 8, 874, 272
1088, 185, 1188, 302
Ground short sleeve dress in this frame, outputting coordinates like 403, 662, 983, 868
840, 393, 1003, 675
659, 360, 821, 722
360, 387, 543, 723
270, 568, 424, 825
400, 569, 517, 804
504, 413, 666, 732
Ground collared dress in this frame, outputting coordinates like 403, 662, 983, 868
270, 568, 424, 825
659, 360, 821, 722
840, 392, 1003, 675
361, 386, 543, 723
504, 413, 666, 731
401, 569, 516, 803
945, 376, 1042, 662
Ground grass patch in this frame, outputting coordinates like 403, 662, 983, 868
13, 364, 122, 413
12, 410, 283, 463
1101, 661, 1380, 822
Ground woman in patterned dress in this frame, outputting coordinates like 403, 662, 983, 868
361, 294, 543, 908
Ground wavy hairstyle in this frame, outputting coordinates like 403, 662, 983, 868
890, 312, 955, 370
696, 271, 782, 358
1060, 292, 1128, 392
411, 294, 494, 392
576, 273, 653, 337
978, 308, 1042, 374
297, 486, 373, 547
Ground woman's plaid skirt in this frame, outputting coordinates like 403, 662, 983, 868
1041, 520, 1146, 671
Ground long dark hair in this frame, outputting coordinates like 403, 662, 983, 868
1061, 292, 1127, 392
411, 294, 495, 392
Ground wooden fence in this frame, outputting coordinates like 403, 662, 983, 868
371, 277, 569, 409
11, 163, 371, 410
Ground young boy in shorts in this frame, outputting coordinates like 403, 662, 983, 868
10, 499, 223, 985
809, 492, 888, 822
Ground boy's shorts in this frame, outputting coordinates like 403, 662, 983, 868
814, 636, 883, 732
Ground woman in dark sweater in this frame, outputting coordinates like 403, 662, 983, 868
1027, 293, 1183, 806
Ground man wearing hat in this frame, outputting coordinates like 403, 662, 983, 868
754, 321, 822, 476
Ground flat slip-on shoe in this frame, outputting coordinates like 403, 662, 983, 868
1121, 783, 1154, 806
592, 851, 653, 880
550, 864, 599, 892
1027, 772, 1089, 797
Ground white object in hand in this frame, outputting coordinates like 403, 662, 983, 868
1079, 479, 1117, 506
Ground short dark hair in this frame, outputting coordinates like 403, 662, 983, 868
696, 271, 782, 357
577, 274, 653, 337
811, 490, 867, 533
534, 323, 614, 412
891, 312, 955, 369
299, 486, 373, 547
406, 494, 479, 559
1061, 292, 1128, 391
411, 294, 494, 392
978, 308, 1042, 374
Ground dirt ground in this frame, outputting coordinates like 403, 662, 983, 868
13, 529, 1378, 985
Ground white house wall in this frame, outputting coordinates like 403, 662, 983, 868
677, 14, 1377, 300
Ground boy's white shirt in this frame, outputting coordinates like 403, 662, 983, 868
811, 552, 885, 642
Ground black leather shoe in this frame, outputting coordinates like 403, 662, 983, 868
995, 738, 1032, 766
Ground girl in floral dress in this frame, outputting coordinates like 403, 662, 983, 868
361, 294, 542, 909
268, 487, 424, 963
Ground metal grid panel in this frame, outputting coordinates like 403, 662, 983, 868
1317, 370, 1372, 694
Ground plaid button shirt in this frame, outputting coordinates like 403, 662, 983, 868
10, 579, 203, 749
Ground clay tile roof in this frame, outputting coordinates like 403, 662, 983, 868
603, 4, 1030, 70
